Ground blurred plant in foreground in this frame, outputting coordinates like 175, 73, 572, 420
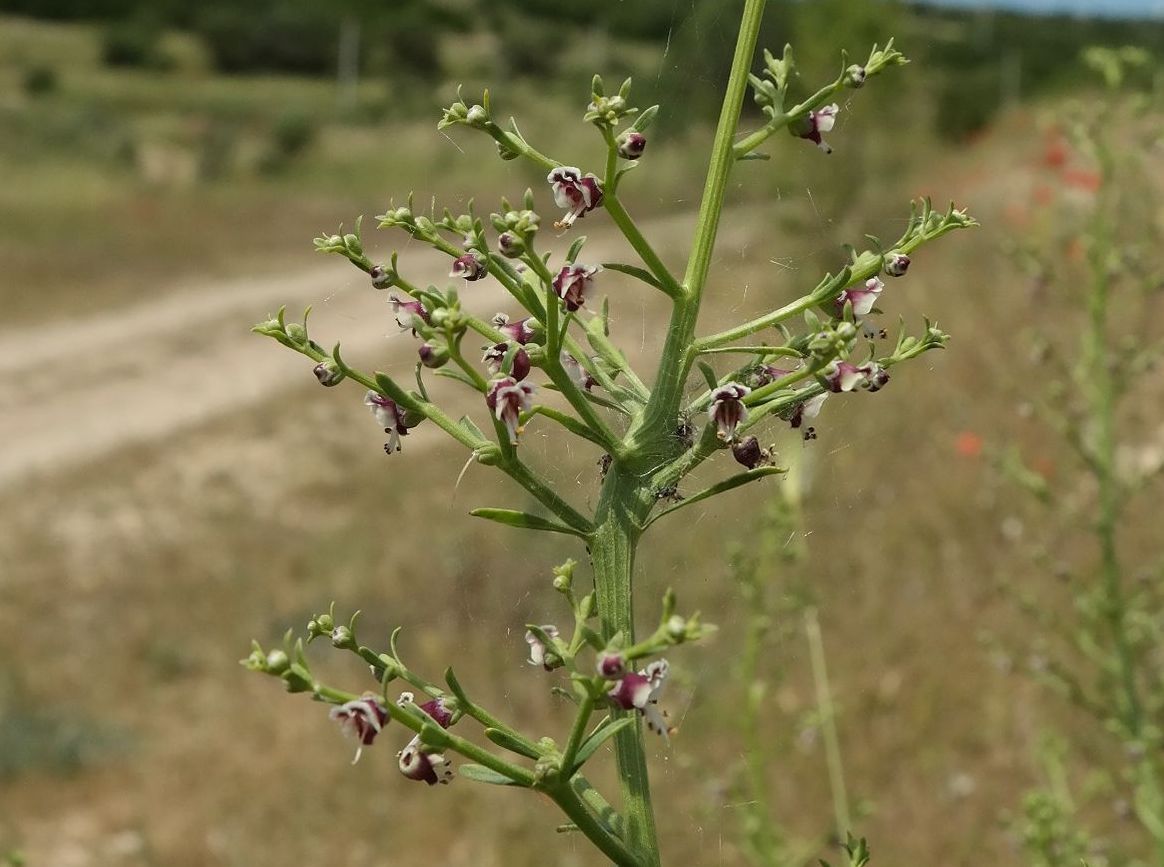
728, 451, 869, 867
994, 47, 1164, 867
243, 2, 973, 864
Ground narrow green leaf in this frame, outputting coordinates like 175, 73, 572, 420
458, 415, 486, 441
697, 361, 719, 391
566, 236, 587, 264
470, 508, 587, 537
645, 466, 786, 529
572, 717, 634, 770
602, 261, 662, 291
435, 367, 482, 390
459, 763, 523, 786
484, 727, 542, 760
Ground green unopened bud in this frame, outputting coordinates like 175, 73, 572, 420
284, 323, 308, 345
330, 625, 355, 649
282, 663, 314, 693
666, 615, 687, 641
845, 64, 867, 89
466, 104, 489, 127
265, 649, 290, 675
313, 360, 344, 387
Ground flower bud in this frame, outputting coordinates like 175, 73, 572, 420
845, 64, 867, 88
330, 625, 355, 649
883, 252, 911, 277
313, 360, 344, 387
497, 232, 523, 258
284, 322, 307, 345
281, 663, 314, 694
666, 615, 687, 641
496, 140, 520, 161
418, 342, 449, 369
450, 251, 487, 281
596, 651, 627, 680
616, 130, 647, 160
731, 435, 772, 469
264, 649, 290, 675
466, 104, 489, 127
369, 265, 395, 290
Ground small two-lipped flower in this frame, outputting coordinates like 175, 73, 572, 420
822, 359, 890, 393
836, 276, 884, 318
388, 294, 429, 335
395, 692, 456, 786
797, 104, 840, 154
548, 167, 603, 229
526, 625, 562, 671
364, 391, 411, 453
329, 694, 389, 764
601, 656, 673, 741
487, 376, 537, 445
709, 383, 751, 443
553, 264, 601, 312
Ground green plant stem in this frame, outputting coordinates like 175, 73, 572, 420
561, 692, 598, 773
548, 781, 643, 867
733, 74, 845, 158
638, 0, 768, 445
590, 463, 658, 866
805, 607, 852, 838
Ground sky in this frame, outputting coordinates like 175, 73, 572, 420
922, 0, 1164, 16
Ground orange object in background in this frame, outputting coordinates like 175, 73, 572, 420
955, 431, 984, 458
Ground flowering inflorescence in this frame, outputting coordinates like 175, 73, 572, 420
248, 26, 976, 867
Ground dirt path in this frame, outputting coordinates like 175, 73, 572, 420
0, 210, 771, 488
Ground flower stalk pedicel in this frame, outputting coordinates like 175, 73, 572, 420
245, 4, 975, 865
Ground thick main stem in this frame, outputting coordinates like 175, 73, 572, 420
637, 0, 768, 448
590, 465, 658, 865
586, 4, 769, 864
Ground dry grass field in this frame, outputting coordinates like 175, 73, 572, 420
2, 13, 1162, 867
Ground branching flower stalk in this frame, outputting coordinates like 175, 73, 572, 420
245, 2, 974, 864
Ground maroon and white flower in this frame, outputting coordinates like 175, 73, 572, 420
487, 376, 536, 445
561, 352, 596, 392
822, 360, 891, 393
709, 382, 751, 442
748, 364, 797, 389
553, 264, 601, 312
548, 166, 603, 229
788, 392, 828, 429
450, 251, 487, 281
731, 435, 774, 470
836, 276, 884, 318
369, 264, 394, 290
329, 694, 389, 763
397, 735, 455, 786
418, 342, 448, 369
497, 232, 523, 258
483, 343, 530, 381
388, 294, 429, 334
492, 313, 539, 345
596, 650, 627, 680
525, 625, 561, 670
398, 691, 456, 730
883, 252, 911, 277
607, 659, 671, 740
616, 131, 647, 160
798, 104, 839, 153
313, 360, 344, 387
364, 390, 410, 453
